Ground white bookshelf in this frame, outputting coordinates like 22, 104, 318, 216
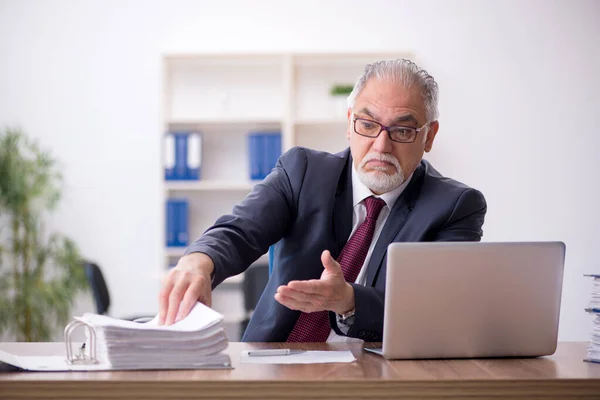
161, 52, 412, 338
165, 181, 255, 192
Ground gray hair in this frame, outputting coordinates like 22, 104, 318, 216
347, 59, 439, 122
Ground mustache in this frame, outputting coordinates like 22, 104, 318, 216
359, 153, 401, 171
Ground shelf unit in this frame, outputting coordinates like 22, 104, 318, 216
161, 52, 412, 339
165, 181, 255, 192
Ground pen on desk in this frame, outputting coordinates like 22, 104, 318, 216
245, 349, 305, 357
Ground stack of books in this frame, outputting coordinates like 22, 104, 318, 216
584, 274, 600, 363
77, 302, 231, 370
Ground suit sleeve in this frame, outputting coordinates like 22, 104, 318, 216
334, 188, 488, 341
184, 148, 306, 287
331, 283, 385, 341
434, 188, 487, 242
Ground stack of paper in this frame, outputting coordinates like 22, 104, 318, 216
78, 302, 231, 369
584, 274, 600, 363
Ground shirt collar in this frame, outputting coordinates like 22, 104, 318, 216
351, 162, 414, 210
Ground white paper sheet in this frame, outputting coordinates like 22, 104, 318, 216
78, 302, 223, 332
0, 352, 108, 371
239, 350, 356, 364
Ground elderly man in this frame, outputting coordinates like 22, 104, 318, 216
158, 59, 487, 342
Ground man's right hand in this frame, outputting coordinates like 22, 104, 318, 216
158, 252, 214, 325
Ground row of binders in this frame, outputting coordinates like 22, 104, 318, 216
248, 132, 281, 180
164, 132, 202, 180
584, 274, 600, 363
164, 131, 282, 181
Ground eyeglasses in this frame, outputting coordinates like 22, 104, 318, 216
352, 115, 429, 143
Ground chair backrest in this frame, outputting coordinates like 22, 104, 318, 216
240, 262, 269, 338
242, 263, 270, 313
268, 245, 274, 275
83, 261, 110, 315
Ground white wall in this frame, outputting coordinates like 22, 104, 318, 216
0, 0, 598, 341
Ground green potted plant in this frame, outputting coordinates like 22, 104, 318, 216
329, 84, 354, 115
0, 127, 88, 342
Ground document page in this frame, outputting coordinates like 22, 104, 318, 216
240, 350, 356, 364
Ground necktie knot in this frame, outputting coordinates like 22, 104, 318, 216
364, 196, 386, 221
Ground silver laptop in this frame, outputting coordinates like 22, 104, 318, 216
365, 242, 565, 359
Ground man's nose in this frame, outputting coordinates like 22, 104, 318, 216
372, 129, 393, 152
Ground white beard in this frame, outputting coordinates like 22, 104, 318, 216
357, 153, 405, 194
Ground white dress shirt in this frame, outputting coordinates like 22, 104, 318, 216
326, 164, 413, 342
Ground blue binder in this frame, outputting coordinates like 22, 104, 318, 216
267, 133, 281, 175
166, 199, 175, 246
166, 199, 189, 247
248, 134, 262, 180
187, 132, 202, 180
174, 133, 189, 180
164, 133, 176, 180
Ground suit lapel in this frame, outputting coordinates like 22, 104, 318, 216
366, 162, 426, 286
331, 149, 354, 259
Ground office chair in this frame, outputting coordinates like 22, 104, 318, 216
240, 263, 270, 336
83, 261, 111, 315
268, 245, 274, 275
83, 261, 152, 322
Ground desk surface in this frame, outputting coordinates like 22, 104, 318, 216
1, 342, 599, 399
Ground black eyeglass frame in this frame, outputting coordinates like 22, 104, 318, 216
352, 115, 429, 143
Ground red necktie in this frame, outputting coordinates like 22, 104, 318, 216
287, 196, 386, 342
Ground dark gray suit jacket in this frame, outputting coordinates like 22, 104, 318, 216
185, 147, 487, 342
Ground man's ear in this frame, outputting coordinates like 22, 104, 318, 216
424, 121, 439, 153
346, 109, 352, 140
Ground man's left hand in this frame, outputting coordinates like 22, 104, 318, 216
274, 250, 354, 314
